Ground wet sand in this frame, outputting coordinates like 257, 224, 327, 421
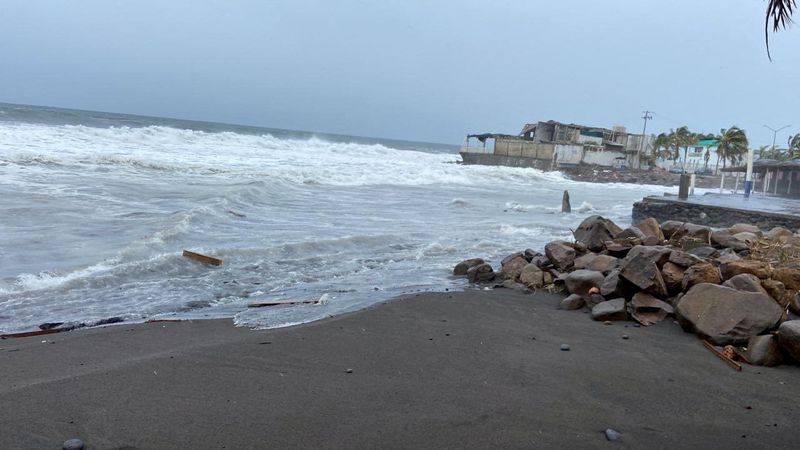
1, 290, 798, 449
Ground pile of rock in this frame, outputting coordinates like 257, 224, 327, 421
453, 215, 800, 367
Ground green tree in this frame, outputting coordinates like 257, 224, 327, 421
715, 127, 749, 172
788, 133, 800, 158
673, 126, 695, 172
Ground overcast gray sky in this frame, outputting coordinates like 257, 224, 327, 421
2, 0, 798, 146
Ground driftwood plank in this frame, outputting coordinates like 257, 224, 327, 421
182, 250, 223, 266
702, 340, 742, 371
248, 300, 320, 308
0, 328, 62, 339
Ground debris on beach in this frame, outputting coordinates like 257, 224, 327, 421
248, 299, 321, 308
453, 215, 800, 368
182, 249, 223, 266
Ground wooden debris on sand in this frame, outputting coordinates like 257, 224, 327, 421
248, 299, 320, 308
182, 250, 223, 266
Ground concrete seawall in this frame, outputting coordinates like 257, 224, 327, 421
632, 196, 800, 230
460, 152, 553, 170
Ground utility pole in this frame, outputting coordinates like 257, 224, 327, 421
639, 111, 653, 169
752, 124, 791, 197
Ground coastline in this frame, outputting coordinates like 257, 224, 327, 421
2, 290, 798, 449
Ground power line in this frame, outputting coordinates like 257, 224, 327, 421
638, 110, 653, 169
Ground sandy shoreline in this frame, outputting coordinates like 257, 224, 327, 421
2, 290, 799, 449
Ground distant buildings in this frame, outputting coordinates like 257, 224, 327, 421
655, 138, 722, 174
461, 120, 651, 170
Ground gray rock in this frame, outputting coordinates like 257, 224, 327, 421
676, 283, 783, 345
560, 344, 571, 351
661, 262, 685, 295
720, 260, 772, 280
778, 320, 800, 361
661, 221, 711, 243
710, 230, 749, 251
600, 270, 629, 299
760, 279, 786, 304
560, 293, 585, 310
668, 250, 703, 268
615, 226, 646, 241
628, 292, 674, 326
634, 217, 665, 241
572, 253, 598, 270
586, 255, 619, 275
501, 280, 529, 292
591, 298, 628, 321
519, 264, 545, 289
454, 258, 484, 276
729, 223, 762, 236
771, 267, 800, 291
501, 252, 525, 266
523, 248, 542, 262
574, 215, 623, 252
467, 263, 495, 283
564, 270, 605, 297
681, 262, 721, 292
500, 255, 528, 282
722, 273, 768, 294
732, 232, 759, 246
765, 227, 793, 241
688, 246, 719, 259
63, 439, 84, 450
715, 248, 742, 263
745, 334, 783, 366
545, 241, 577, 271
619, 246, 671, 297
604, 429, 622, 442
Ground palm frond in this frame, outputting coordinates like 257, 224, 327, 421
766, 0, 797, 60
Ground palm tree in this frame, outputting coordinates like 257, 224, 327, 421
788, 133, 800, 159
766, 0, 797, 59
715, 127, 749, 172
673, 126, 694, 173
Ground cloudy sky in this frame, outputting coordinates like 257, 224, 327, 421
2, 0, 798, 146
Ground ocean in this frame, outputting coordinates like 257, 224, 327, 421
0, 103, 674, 332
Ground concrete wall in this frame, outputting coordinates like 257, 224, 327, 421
554, 144, 583, 165
460, 152, 553, 170
583, 148, 626, 167
632, 196, 800, 229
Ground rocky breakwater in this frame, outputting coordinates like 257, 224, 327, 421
453, 215, 800, 368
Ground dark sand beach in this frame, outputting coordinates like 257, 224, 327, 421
2, 290, 799, 449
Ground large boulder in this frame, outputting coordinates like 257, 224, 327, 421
633, 217, 665, 241
722, 273, 768, 295
777, 320, 800, 362
600, 270, 629, 299
760, 279, 786, 304
731, 232, 759, 247
675, 283, 783, 345
545, 241, 577, 271
661, 262, 685, 295
619, 246, 671, 297
771, 267, 800, 291
586, 255, 619, 274
467, 263, 495, 283
745, 335, 783, 366
519, 264, 545, 289
574, 215, 623, 252
765, 227, 793, 241
710, 230, 749, 251
720, 260, 772, 280
572, 253, 598, 270
661, 221, 711, 243
681, 262, 721, 292
591, 298, 628, 321
729, 223, 762, 236
628, 292, 674, 326
454, 258, 484, 276
500, 255, 529, 282
564, 270, 605, 297
668, 250, 702, 268
615, 227, 646, 241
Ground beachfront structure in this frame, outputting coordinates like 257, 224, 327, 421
722, 158, 800, 198
656, 139, 722, 174
461, 120, 651, 170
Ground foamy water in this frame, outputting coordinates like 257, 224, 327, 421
0, 104, 675, 332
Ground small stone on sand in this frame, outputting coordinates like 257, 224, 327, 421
604, 428, 621, 441
622, 334, 629, 340
345, 368, 353, 373
560, 344, 570, 351
63, 438, 84, 450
